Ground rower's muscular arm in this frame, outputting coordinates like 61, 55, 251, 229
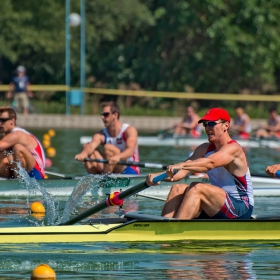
189, 144, 242, 172
167, 143, 244, 178
75, 132, 103, 161
0, 132, 29, 151
114, 126, 138, 160
0, 134, 17, 150
146, 143, 208, 185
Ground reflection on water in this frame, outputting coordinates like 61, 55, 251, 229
1, 241, 280, 279
1, 196, 280, 279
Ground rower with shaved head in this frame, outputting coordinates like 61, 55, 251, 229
146, 108, 254, 220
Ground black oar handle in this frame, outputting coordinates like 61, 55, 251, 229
83, 158, 169, 169
59, 172, 168, 226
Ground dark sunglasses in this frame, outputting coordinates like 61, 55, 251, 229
100, 112, 111, 117
0, 118, 12, 123
202, 121, 225, 128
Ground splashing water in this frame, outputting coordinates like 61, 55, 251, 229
14, 162, 57, 225
60, 174, 130, 223
60, 174, 105, 223
12, 158, 130, 225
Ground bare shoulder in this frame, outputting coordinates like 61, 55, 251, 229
91, 130, 105, 142
220, 141, 243, 155
125, 125, 138, 136
191, 142, 210, 157
10, 130, 28, 140
3, 130, 34, 146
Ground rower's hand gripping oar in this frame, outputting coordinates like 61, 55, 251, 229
83, 158, 169, 169
59, 172, 169, 226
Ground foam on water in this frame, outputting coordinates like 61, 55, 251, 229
59, 174, 118, 224
12, 161, 127, 225
13, 162, 57, 225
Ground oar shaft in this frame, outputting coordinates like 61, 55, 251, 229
135, 193, 166, 202
83, 158, 169, 169
60, 181, 149, 226
59, 172, 168, 226
45, 171, 68, 178
60, 200, 109, 226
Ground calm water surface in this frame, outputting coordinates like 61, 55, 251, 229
0, 129, 280, 279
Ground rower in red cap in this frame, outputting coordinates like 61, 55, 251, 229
146, 107, 254, 220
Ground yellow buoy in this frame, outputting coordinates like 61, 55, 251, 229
30, 202, 45, 214
48, 129, 56, 137
43, 134, 51, 141
42, 139, 51, 149
31, 212, 45, 221
46, 147, 56, 157
31, 264, 56, 280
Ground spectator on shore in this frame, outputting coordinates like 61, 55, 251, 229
255, 108, 280, 139
173, 106, 202, 137
75, 101, 140, 174
0, 107, 45, 179
7, 66, 33, 115
230, 107, 252, 139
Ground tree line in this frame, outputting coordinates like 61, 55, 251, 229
1, 0, 280, 104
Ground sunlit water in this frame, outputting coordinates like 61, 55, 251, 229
0, 129, 280, 279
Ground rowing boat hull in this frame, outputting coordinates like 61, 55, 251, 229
1, 219, 280, 243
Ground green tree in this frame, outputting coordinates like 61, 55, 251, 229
2, 0, 280, 98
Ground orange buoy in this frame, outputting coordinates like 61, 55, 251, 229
43, 134, 51, 141
46, 147, 56, 157
31, 212, 45, 221
30, 202, 45, 214
48, 129, 56, 137
42, 139, 51, 149
31, 264, 56, 279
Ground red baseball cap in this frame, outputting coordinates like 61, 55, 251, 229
198, 108, 231, 123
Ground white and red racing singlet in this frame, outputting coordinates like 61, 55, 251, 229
268, 116, 280, 132
102, 123, 140, 173
204, 141, 254, 207
184, 115, 202, 136
11, 127, 46, 177
234, 114, 252, 133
